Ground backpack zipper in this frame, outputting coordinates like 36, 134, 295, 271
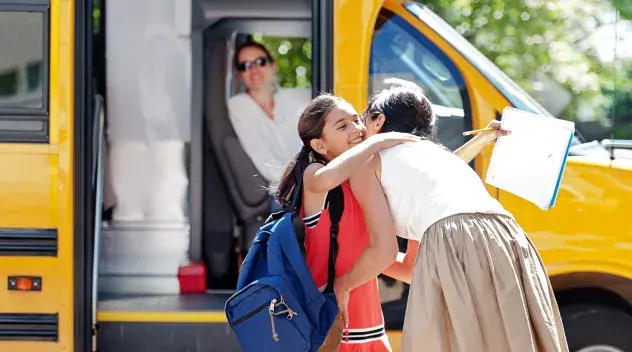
268, 296, 298, 342
231, 295, 296, 327
232, 301, 270, 326
269, 299, 279, 342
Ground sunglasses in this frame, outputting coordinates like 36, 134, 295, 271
236, 56, 272, 72
360, 111, 382, 123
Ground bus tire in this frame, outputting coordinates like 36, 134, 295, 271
562, 304, 632, 351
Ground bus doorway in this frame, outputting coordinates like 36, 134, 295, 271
96, 0, 331, 350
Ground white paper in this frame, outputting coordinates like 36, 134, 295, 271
485, 107, 575, 210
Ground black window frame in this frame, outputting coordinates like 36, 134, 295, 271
0, 0, 51, 143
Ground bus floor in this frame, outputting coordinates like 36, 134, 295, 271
97, 292, 405, 351
96, 292, 240, 351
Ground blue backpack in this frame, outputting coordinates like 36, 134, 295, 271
224, 181, 345, 352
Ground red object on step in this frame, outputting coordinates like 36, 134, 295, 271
178, 261, 207, 294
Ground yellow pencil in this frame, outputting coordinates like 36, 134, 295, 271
462, 127, 496, 136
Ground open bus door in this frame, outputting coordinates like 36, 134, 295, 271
94, 0, 337, 350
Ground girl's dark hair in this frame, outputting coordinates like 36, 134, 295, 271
233, 41, 275, 68
275, 94, 346, 207
366, 85, 437, 139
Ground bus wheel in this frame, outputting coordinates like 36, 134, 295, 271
562, 304, 632, 352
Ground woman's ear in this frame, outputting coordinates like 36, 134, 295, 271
374, 113, 387, 132
309, 138, 327, 157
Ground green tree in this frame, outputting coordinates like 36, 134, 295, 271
254, 35, 312, 89
420, 0, 631, 139
611, 0, 632, 20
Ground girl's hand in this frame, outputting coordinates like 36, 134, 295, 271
367, 131, 420, 150
476, 120, 510, 146
334, 277, 350, 329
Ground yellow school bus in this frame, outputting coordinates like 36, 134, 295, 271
1, 0, 631, 351
0, 0, 93, 351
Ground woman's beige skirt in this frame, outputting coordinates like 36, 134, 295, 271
401, 213, 568, 352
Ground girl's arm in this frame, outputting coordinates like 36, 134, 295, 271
453, 120, 510, 163
304, 132, 418, 193
381, 239, 419, 285
335, 155, 399, 327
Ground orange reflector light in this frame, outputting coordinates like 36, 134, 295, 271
17, 278, 33, 290
8, 276, 41, 292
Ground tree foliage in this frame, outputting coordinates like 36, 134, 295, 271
422, 0, 631, 139
254, 34, 313, 89
611, 0, 632, 20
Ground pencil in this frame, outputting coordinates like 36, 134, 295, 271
462, 127, 494, 136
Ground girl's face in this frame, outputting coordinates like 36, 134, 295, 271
310, 102, 366, 161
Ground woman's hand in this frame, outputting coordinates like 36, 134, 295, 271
455, 120, 510, 163
475, 120, 511, 146
366, 131, 420, 150
334, 277, 350, 329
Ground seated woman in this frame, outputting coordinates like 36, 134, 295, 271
335, 85, 569, 352
228, 41, 311, 212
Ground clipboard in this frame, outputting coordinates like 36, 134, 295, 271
485, 107, 575, 210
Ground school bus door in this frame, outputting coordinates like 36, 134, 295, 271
0, 0, 94, 351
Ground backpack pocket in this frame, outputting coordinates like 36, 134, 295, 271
226, 276, 311, 352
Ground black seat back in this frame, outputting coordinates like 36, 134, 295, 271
204, 39, 271, 251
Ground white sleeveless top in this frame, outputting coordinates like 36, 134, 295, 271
377, 140, 512, 241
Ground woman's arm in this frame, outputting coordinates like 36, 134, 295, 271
304, 132, 418, 193
381, 239, 419, 285
454, 120, 510, 163
334, 155, 399, 326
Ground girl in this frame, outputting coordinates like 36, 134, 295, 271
275, 92, 505, 351
335, 85, 569, 352
276, 94, 415, 351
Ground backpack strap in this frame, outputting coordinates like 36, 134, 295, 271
287, 161, 344, 294
323, 185, 344, 294
289, 160, 326, 256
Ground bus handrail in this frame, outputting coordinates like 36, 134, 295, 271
90, 94, 105, 352
601, 139, 632, 150
92, 95, 104, 188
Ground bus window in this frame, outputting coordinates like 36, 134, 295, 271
369, 10, 469, 152
0, 6, 49, 142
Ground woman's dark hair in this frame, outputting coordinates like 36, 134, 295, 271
365, 85, 437, 139
275, 94, 346, 207
233, 41, 275, 68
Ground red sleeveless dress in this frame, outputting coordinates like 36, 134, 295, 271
302, 182, 392, 352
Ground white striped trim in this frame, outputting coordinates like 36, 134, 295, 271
345, 324, 385, 333
303, 212, 321, 228
302, 191, 330, 229
340, 335, 386, 344
341, 324, 386, 344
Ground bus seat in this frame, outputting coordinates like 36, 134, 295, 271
202, 136, 238, 288
204, 39, 270, 252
